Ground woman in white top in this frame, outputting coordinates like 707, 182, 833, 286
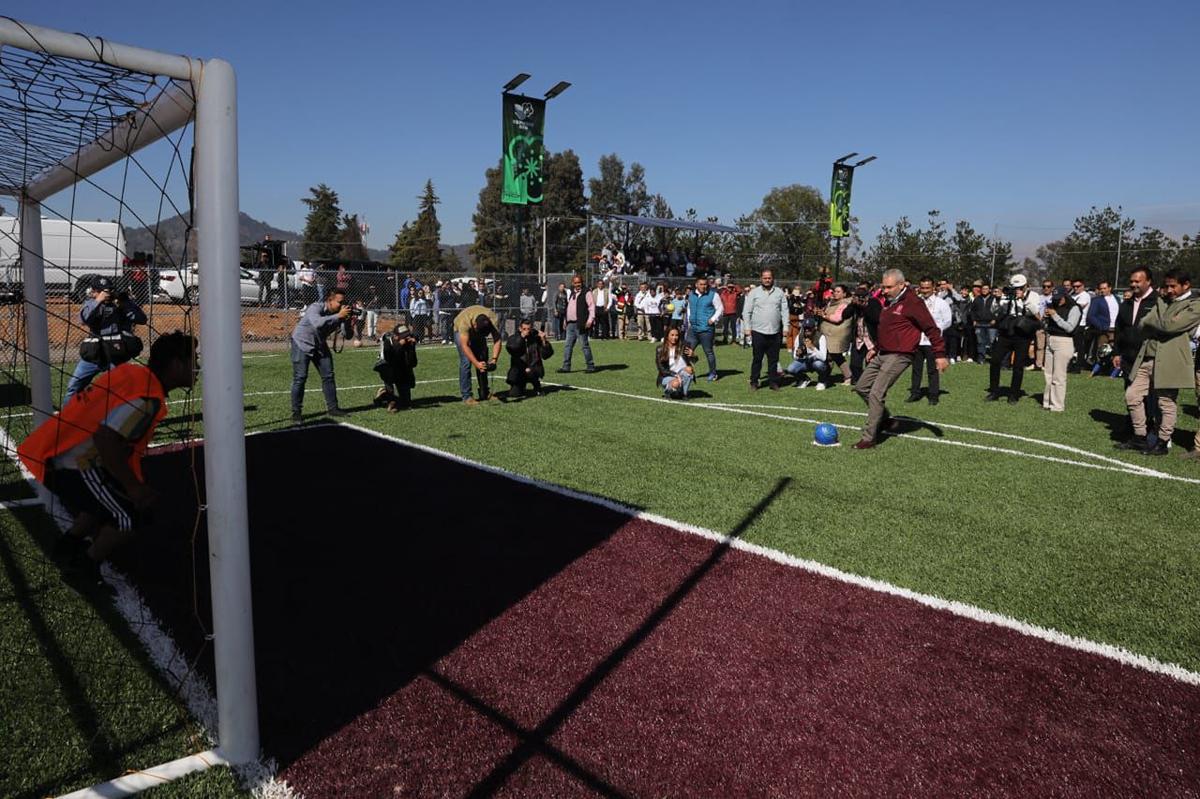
655, 327, 695, 399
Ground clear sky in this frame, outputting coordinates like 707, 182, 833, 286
8, 0, 1200, 258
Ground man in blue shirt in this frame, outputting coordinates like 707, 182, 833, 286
64, 276, 147, 402
684, 276, 724, 381
290, 288, 352, 423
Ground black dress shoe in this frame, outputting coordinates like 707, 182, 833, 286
904, 393, 922, 403
556, 367, 571, 373
928, 397, 939, 406
1007, 395, 1020, 405
984, 392, 1000, 402
1114, 436, 1148, 451
1143, 441, 1169, 457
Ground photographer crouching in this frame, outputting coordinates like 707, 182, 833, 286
290, 287, 352, 423
374, 322, 418, 412
505, 318, 554, 400
65, 276, 147, 403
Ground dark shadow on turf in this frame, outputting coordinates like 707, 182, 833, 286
119, 427, 640, 769
159, 405, 259, 427
464, 477, 792, 798
583, 364, 628, 372
0, 509, 199, 797
1089, 409, 1129, 442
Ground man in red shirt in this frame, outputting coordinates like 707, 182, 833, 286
853, 269, 948, 449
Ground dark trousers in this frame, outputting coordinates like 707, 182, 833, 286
290, 341, 339, 413
962, 325, 978, 362
508, 376, 542, 399
910, 344, 940, 397
943, 326, 961, 360
1071, 326, 1087, 370
721, 314, 738, 343
749, 331, 782, 387
608, 308, 619, 338
649, 315, 665, 340
850, 343, 869, 383
595, 311, 611, 339
989, 334, 1030, 394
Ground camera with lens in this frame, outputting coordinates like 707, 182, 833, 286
1002, 285, 1017, 297
346, 306, 364, 319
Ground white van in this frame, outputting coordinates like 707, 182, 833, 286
0, 216, 126, 299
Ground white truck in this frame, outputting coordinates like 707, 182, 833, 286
0, 216, 127, 300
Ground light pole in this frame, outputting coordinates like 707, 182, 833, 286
830, 153, 876, 283
502, 74, 571, 274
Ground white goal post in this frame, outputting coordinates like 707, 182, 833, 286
0, 16, 259, 795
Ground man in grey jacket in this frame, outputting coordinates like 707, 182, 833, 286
290, 287, 352, 423
741, 269, 790, 390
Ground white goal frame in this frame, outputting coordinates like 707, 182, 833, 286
0, 18, 259, 796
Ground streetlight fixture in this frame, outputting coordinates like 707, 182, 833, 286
544, 81, 572, 100
502, 73, 531, 92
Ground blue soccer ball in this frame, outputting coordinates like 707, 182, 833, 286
813, 423, 839, 447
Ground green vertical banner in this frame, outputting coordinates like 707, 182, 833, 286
502, 93, 546, 205
830, 163, 854, 238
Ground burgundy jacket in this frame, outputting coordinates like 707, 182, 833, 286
877, 287, 946, 357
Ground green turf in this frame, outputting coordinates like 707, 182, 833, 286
0, 507, 245, 798
1, 338, 1197, 795
224, 340, 1200, 673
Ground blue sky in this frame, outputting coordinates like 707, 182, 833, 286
9, 0, 1200, 258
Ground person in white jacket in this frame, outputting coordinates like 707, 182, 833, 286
906, 278, 953, 405
785, 322, 831, 389
633, 282, 652, 341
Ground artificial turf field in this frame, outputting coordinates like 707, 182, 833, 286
3, 337, 1200, 796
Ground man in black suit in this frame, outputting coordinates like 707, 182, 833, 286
505, 318, 554, 400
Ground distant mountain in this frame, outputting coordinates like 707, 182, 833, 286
124, 211, 472, 270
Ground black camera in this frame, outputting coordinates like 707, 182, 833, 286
347, 307, 364, 319
853, 288, 869, 299
1002, 286, 1017, 297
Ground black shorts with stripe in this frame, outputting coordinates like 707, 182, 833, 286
44, 467, 143, 533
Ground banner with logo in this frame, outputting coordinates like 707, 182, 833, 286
829, 163, 854, 238
502, 93, 546, 205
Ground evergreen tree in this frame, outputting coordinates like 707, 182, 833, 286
410, 179, 444, 270
388, 221, 417, 271
338, 214, 368, 262
301, 183, 342, 261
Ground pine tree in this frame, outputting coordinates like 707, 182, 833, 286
301, 184, 342, 261
410, 180, 444, 270
339, 214, 368, 262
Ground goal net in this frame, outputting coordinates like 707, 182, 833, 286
0, 17, 258, 796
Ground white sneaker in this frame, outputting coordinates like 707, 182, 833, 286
798, 379, 811, 388
815, 383, 827, 391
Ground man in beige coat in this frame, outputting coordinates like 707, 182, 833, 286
1120, 269, 1200, 457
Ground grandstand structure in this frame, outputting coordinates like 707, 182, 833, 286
0, 17, 257, 795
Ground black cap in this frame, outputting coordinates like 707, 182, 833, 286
91, 276, 114, 291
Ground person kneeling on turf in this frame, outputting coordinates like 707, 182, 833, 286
17, 331, 198, 586
656, 327, 695, 399
505, 319, 553, 400
374, 323, 418, 412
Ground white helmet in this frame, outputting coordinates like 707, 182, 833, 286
1008, 274, 1028, 288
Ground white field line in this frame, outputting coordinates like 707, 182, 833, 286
0, 427, 298, 799
241, 377, 458, 400
549, 383, 1200, 486
339, 420, 1200, 687
701, 401, 1171, 478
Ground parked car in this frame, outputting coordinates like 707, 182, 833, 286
159, 263, 266, 305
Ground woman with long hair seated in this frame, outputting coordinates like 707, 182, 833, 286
656, 326, 695, 399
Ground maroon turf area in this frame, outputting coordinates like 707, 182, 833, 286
122, 426, 1200, 798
